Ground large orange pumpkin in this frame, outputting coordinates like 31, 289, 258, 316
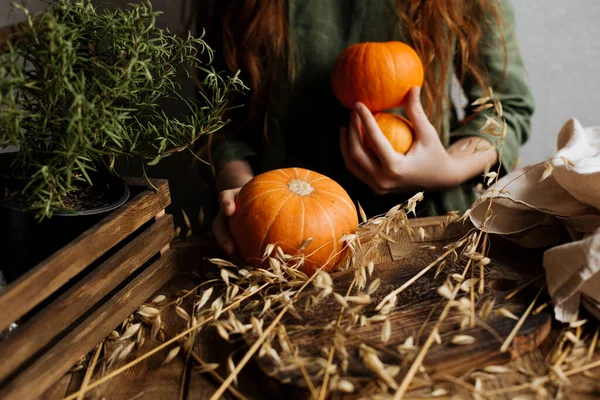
228, 168, 359, 277
361, 112, 414, 155
331, 41, 424, 112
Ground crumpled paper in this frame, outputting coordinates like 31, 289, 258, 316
469, 118, 600, 323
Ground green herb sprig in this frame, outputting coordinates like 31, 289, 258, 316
0, 0, 247, 219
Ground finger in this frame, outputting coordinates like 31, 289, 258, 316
404, 86, 437, 143
339, 126, 367, 179
339, 126, 379, 191
348, 111, 380, 176
219, 188, 240, 217
353, 102, 396, 164
212, 210, 234, 255
343, 124, 391, 195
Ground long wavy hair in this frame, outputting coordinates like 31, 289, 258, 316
209, 0, 508, 140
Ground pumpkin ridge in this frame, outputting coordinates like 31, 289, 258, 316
292, 167, 308, 180
236, 188, 283, 216
303, 224, 353, 257
307, 196, 338, 264
301, 168, 311, 181
257, 192, 294, 254
384, 42, 397, 108
359, 43, 370, 110
317, 190, 357, 215
306, 177, 328, 187
298, 195, 306, 254
241, 180, 286, 189
370, 43, 385, 111
275, 169, 292, 180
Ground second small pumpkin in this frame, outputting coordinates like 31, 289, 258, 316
361, 112, 414, 155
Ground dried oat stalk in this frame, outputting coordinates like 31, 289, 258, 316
66, 89, 599, 400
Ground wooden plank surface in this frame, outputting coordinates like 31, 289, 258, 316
186, 264, 268, 400
176, 227, 600, 400
0, 179, 170, 332
78, 272, 198, 400
241, 252, 551, 393
187, 329, 229, 400
0, 213, 175, 383
51, 248, 266, 400
38, 374, 74, 400
35, 217, 600, 400
0, 249, 178, 400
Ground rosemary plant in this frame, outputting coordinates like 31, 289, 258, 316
0, 0, 246, 219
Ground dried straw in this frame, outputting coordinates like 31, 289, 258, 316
75, 341, 103, 400
500, 284, 546, 353
209, 304, 291, 400
63, 282, 271, 400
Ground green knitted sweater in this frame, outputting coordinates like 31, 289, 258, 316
199, 0, 535, 217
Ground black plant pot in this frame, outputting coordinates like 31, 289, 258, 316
0, 172, 130, 283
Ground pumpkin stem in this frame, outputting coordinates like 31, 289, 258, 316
287, 179, 313, 197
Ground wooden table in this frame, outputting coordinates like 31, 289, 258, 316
38, 216, 600, 400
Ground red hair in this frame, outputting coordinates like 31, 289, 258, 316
215, 0, 508, 137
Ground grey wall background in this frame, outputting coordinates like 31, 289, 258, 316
2, 0, 600, 229
512, 1, 600, 165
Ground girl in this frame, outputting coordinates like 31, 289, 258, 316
197, 0, 535, 255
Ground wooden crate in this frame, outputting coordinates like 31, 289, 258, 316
0, 177, 179, 400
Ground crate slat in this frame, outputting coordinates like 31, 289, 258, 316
0, 249, 178, 400
0, 213, 175, 383
0, 179, 170, 332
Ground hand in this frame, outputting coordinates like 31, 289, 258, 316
212, 160, 253, 255
340, 86, 462, 195
212, 187, 241, 255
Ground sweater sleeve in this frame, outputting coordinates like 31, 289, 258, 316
450, 0, 535, 175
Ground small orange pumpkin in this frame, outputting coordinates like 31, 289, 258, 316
229, 168, 359, 277
361, 112, 414, 155
331, 41, 424, 113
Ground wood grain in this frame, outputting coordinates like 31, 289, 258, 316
34, 217, 600, 400
0, 179, 170, 332
250, 257, 550, 388
85, 272, 198, 400
0, 249, 178, 400
0, 213, 175, 383
38, 374, 74, 400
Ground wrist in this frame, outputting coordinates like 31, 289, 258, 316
216, 160, 254, 192
441, 154, 467, 188
445, 136, 499, 186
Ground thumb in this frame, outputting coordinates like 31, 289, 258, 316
219, 188, 240, 217
404, 87, 437, 142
